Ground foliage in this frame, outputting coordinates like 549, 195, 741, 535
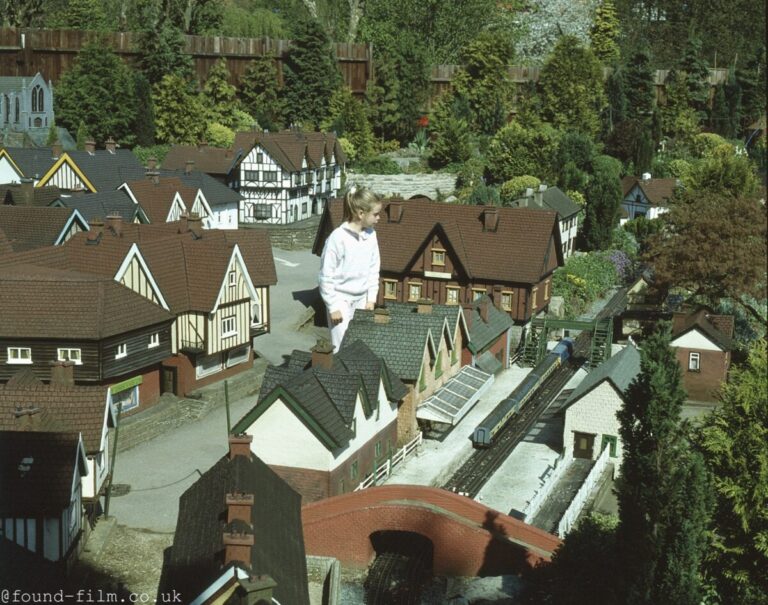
0, 0, 45, 26
75, 121, 88, 150
132, 144, 171, 167
610, 227, 639, 258
538, 36, 607, 137
623, 46, 655, 122
353, 155, 401, 174
201, 58, 240, 128
737, 46, 767, 130
135, 21, 193, 85
151, 74, 206, 144
46, 120, 58, 146
622, 215, 662, 254
239, 55, 284, 131
590, 0, 620, 63
204, 122, 234, 147
221, 5, 287, 37
552, 251, 619, 317
282, 18, 341, 129
485, 122, 560, 184
555, 131, 598, 193
54, 43, 138, 146
451, 31, 514, 135
427, 94, 471, 168
685, 144, 759, 198
132, 71, 156, 146
523, 513, 620, 605
690, 133, 729, 159
464, 183, 500, 206
567, 189, 586, 207
321, 87, 374, 161
500, 175, 541, 205
617, 324, 712, 605
337, 136, 355, 161
455, 156, 486, 196
49, 0, 107, 29
604, 119, 651, 172
660, 69, 699, 142
679, 36, 711, 120
514, 0, 596, 63
644, 190, 767, 324
604, 65, 627, 132
581, 155, 622, 251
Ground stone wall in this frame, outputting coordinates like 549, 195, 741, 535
243, 215, 321, 251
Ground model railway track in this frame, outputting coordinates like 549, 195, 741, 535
442, 288, 628, 497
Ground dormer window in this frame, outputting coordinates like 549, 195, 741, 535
501, 291, 513, 311
431, 249, 445, 266
228, 270, 237, 287
57, 348, 82, 364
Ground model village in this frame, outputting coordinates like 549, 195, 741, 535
0, 13, 766, 605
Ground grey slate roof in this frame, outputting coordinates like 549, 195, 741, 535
385, 302, 463, 347
564, 344, 642, 410
0, 147, 56, 179
65, 149, 147, 191
161, 451, 309, 605
463, 295, 514, 353
237, 340, 406, 449
542, 187, 581, 219
159, 168, 243, 206
52, 189, 148, 223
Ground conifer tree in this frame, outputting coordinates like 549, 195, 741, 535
428, 93, 472, 168
680, 36, 711, 120
624, 46, 655, 122
136, 20, 193, 86
590, 0, 621, 64
133, 71, 155, 146
46, 120, 58, 146
737, 46, 767, 130
581, 155, 622, 250
240, 56, 283, 131
604, 66, 627, 133
202, 58, 239, 128
75, 120, 88, 150
616, 325, 712, 605
281, 18, 341, 129
321, 87, 374, 161
152, 74, 206, 144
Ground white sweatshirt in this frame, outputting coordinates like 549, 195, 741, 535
318, 222, 380, 313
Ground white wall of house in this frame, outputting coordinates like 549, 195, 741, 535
563, 381, 624, 469
621, 186, 670, 223
559, 215, 579, 258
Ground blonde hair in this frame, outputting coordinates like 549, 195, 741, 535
342, 187, 380, 222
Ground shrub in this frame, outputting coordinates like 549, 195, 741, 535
464, 183, 500, 206
552, 251, 619, 317
205, 122, 235, 148
500, 175, 541, 205
132, 144, 171, 166
354, 155, 401, 174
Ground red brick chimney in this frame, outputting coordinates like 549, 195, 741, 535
20, 178, 34, 205
178, 212, 189, 234
388, 199, 403, 223
106, 212, 123, 237
374, 307, 391, 324
188, 212, 203, 236
50, 360, 75, 386
51, 142, 62, 159
84, 140, 96, 154
228, 433, 253, 460
416, 298, 433, 314
87, 218, 104, 243
147, 157, 158, 171
198, 140, 207, 151
482, 207, 499, 232
105, 138, 117, 154
223, 530, 254, 567
226, 493, 254, 525
185, 159, 194, 175
311, 339, 334, 369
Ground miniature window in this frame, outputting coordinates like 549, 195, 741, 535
32, 86, 44, 112
263, 171, 278, 182
256, 152, 263, 163
431, 249, 445, 266
688, 352, 700, 372
148, 333, 160, 349
375, 441, 382, 458
601, 435, 618, 458
243, 170, 258, 181
446, 287, 459, 305
252, 204, 272, 220
383, 280, 397, 300
531, 287, 538, 310
501, 291, 513, 311
544, 280, 550, 299
251, 300, 262, 326
408, 283, 422, 301
472, 288, 486, 301
350, 460, 359, 480
7, 347, 32, 364
115, 343, 127, 359
57, 348, 82, 364
228, 270, 237, 287
293, 174, 301, 186
221, 316, 237, 337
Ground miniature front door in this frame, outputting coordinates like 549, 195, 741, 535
573, 432, 595, 459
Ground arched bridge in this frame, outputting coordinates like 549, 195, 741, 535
302, 485, 561, 577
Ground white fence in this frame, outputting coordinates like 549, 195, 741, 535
557, 446, 611, 537
354, 431, 423, 492
522, 449, 573, 520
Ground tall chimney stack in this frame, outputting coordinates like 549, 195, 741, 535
50, 360, 75, 386
87, 218, 104, 243
228, 433, 253, 460
147, 157, 157, 171
482, 207, 499, 232
185, 159, 194, 175
387, 199, 403, 223
84, 140, 96, 154
311, 339, 334, 369
374, 307, 391, 324
226, 493, 254, 525
222, 530, 254, 567
416, 298, 433, 314
51, 141, 62, 159
105, 138, 116, 154
106, 212, 123, 237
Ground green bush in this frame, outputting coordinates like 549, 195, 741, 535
354, 155, 401, 174
552, 252, 619, 317
500, 175, 541, 205
464, 183, 500, 206
132, 144, 171, 167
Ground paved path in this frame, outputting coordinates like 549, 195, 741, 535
529, 458, 594, 534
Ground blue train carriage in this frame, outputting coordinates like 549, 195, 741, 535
472, 338, 573, 448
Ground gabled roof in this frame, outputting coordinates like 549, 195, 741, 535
621, 176, 678, 206
564, 344, 641, 411
234, 340, 406, 449
121, 177, 198, 223
0, 206, 87, 252
0, 265, 174, 339
314, 197, 562, 285
384, 301, 466, 349
1, 183, 61, 207
53, 149, 146, 191
158, 169, 243, 206
52, 189, 148, 223
462, 295, 514, 353
0, 430, 87, 516
0, 383, 113, 454
161, 144, 243, 177
671, 308, 735, 351
236, 130, 346, 173
162, 450, 309, 605
0, 147, 56, 179
542, 187, 581, 219
0, 73, 47, 95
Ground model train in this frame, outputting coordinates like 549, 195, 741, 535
472, 338, 574, 448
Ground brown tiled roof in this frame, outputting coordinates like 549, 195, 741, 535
122, 177, 198, 223
0, 383, 111, 453
622, 176, 678, 206
0, 264, 174, 338
672, 308, 736, 351
235, 131, 345, 172
0, 206, 81, 252
0, 183, 61, 207
314, 197, 562, 284
0, 430, 86, 515
161, 144, 241, 176
0, 223, 276, 313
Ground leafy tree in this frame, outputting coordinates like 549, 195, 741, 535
163, 0, 224, 34
54, 43, 138, 146
75, 121, 88, 150
538, 36, 607, 137
737, 46, 767, 130
685, 144, 759, 198
205, 122, 235, 147
152, 74, 206, 144
427, 93, 471, 168
451, 31, 514, 135
281, 18, 341, 129
623, 46, 655, 122
221, 5, 287, 38
465, 182, 500, 206
554, 131, 597, 192
590, 0, 621, 64
616, 324, 712, 605
645, 190, 767, 324
240, 55, 283, 131
51, 0, 107, 29
500, 175, 541, 205
201, 58, 240, 128
485, 122, 560, 184
321, 87, 374, 161
623, 215, 662, 254
135, 21, 193, 86
0, 0, 45, 26
581, 155, 622, 250
697, 340, 768, 604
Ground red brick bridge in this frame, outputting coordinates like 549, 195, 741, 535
302, 485, 561, 577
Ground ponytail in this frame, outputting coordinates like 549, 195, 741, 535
342, 187, 380, 222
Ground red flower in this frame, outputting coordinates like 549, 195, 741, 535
417, 115, 429, 128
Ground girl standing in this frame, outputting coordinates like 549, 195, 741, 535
318, 188, 382, 351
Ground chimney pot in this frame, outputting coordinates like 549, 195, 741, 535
105, 138, 116, 154
51, 142, 62, 159
188, 212, 203, 236
178, 213, 189, 234
223, 530, 255, 567
50, 360, 75, 386
226, 492, 254, 525
642, 172, 652, 181
482, 207, 499, 232
311, 338, 334, 368
185, 159, 194, 175
374, 307, 391, 324
388, 199, 403, 223
416, 298, 433, 314
84, 140, 96, 154
87, 218, 104, 243
106, 212, 123, 236
147, 157, 158, 171
20, 177, 34, 204
228, 433, 253, 460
